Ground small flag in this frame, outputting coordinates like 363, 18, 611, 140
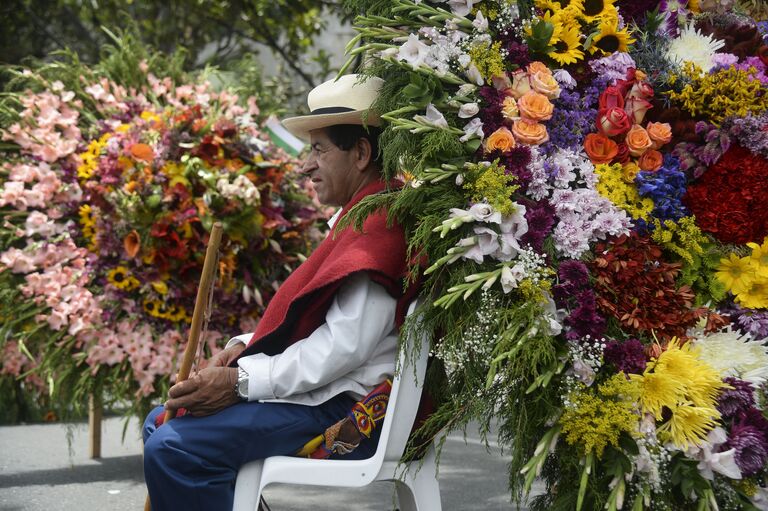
264, 115, 307, 157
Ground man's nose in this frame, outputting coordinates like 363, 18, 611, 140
300, 158, 317, 175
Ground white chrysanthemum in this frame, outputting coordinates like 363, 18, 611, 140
691, 327, 768, 385
665, 23, 726, 73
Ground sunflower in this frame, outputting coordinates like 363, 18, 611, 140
579, 0, 617, 22
526, 9, 565, 46
536, 0, 584, 15
143, 298, 162, 317
589, 19, 634, 55
657, 403, 719, 449
108, 266, 140, 291
549, 23, 585, 65
716, 252, 756, 295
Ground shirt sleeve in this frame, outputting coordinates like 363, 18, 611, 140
235, 272, 397, 401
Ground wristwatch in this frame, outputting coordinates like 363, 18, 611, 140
235, 367, 249, 401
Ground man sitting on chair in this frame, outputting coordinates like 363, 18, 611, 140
142, 74, 417, 510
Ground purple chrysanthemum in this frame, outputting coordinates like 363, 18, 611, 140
566, 290, 606, 340
478, 86, 506, 135
558, 260, 590, 288
727, 423, 768, 476
521, 200, 555, 252
717, 377, 756, 418
604, 338, 648, 374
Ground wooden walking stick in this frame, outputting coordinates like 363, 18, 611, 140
144, 221, 224, 511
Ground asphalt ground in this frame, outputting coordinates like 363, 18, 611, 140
0, 417, 541, 510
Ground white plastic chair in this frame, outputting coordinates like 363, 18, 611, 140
232, 300, 441, 511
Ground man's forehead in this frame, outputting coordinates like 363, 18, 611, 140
308, 128, 332, 145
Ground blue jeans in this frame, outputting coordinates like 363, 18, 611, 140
143, 394, 380, 511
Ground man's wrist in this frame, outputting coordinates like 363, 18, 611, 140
235, 367, 249, 401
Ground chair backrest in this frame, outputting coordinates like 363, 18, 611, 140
373, 299, 430, 463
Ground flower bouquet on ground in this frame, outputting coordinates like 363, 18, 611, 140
0, 38, 324, 421
339, 0, 768, 509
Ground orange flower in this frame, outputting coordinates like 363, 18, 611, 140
638, 149, 663, 171
130, 143, 154, 162
512, 119, 549, 145
529, 70, 561, 99
584, 133, 619, 164
625, 125, 653, 157
506, 70, 532, 99
501, 96, 520, 121
527, 61, 552, 76
646, 122, 673, 149
517, 91, 554, 122
124, 230, 141, 258
484, 127, 517, 153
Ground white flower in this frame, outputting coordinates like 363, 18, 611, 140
396, 34, 431, 68
456, 83, 477, 97
752, 486, 768, 511
685, 428, 742, 481
467, 202, 501, 223
691, 326, 768, 385
472, 11, 488, 32
500, 263, 524, 293
665, 23, 726, 73
413, 103, 449, 129
463, 226, 499, 263
466, 63, 485, 86
553, 69, 576, 89
446, 0, 477, 17
458, 102, 480, 118
460, 118, 484, 142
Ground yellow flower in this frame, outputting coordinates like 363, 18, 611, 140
579, 0, 617, 23
549, 23, 585, 65
107, 266, 140, 291
654, 340, 724, 408
151, 280, 169, 295
140, 110, 162, 125
589, 18, 634, 55
536, 0, 584, 16
631, 371, 686, 419
657, 403, 719, 449
143, 299, 162, 317
716, 252, 756, 295
747, 237, 768, 277
736, 277, 768, 309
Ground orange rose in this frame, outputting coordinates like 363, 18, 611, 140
530, 70, 561, 99
518, 91, 554, 122
501, 96, 520, 121
625, 124, 653, 157
527, 61, 552, 76
583, 133, 619, 164
638, 149, 663, 171
646, 122, 673, 149
507, 70, 532, 99
484, 127, 516, 153
512, 119, 549, 145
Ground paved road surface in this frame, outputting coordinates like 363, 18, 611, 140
0, 417, 541, 510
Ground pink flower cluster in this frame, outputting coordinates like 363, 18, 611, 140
0, 341, 46, 391
0, 161, 80, 211
2, 82, 81, 163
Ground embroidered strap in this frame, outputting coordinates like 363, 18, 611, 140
296, 379, 392, 459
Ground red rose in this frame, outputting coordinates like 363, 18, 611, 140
596, 107, 632, 137
598, 86, 625, 110
611, 142, 630, 164
627, 81, 654, 100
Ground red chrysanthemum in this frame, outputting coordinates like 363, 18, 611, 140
590, 233, 708, 339
684, 144, 768, 244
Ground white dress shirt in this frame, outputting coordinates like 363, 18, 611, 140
225, 210, 399, 406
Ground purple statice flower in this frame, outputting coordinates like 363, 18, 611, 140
635, 154, 689, 223
734, 57, 768, 86
721, 113, 768, 160
727, 423, 768, 476
520, 199, 555, 252
589, 52, 637, 84
540, 88, 597, 154
604, 338, 647, 374
718, 377, 756, 418
759, 21, 768, 43
710, 53, 740, 71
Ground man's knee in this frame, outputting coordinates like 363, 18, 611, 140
142, 406, 165, 443
143, 423, 185, 475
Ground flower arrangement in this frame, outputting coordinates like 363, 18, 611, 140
339, 0, 768, 509
0, 44, 323, 420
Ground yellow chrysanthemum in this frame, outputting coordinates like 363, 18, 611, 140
736, 277, 768, 309
657, 403, 719, 449
549, 23, 585, 65
579, 0, 617, 23
716, 252, 756, 295
589, 18, 634, 55
654, 341, 724, 408
107, 266, 140, 291
747, 237, 768, 277
630, 371, 686, 419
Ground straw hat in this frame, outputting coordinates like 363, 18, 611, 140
281, 74, 384, 140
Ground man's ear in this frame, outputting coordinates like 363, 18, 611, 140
355, 137, 373, 171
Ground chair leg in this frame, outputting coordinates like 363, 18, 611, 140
394, 450, 442, 511
232, 460, 264, 511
